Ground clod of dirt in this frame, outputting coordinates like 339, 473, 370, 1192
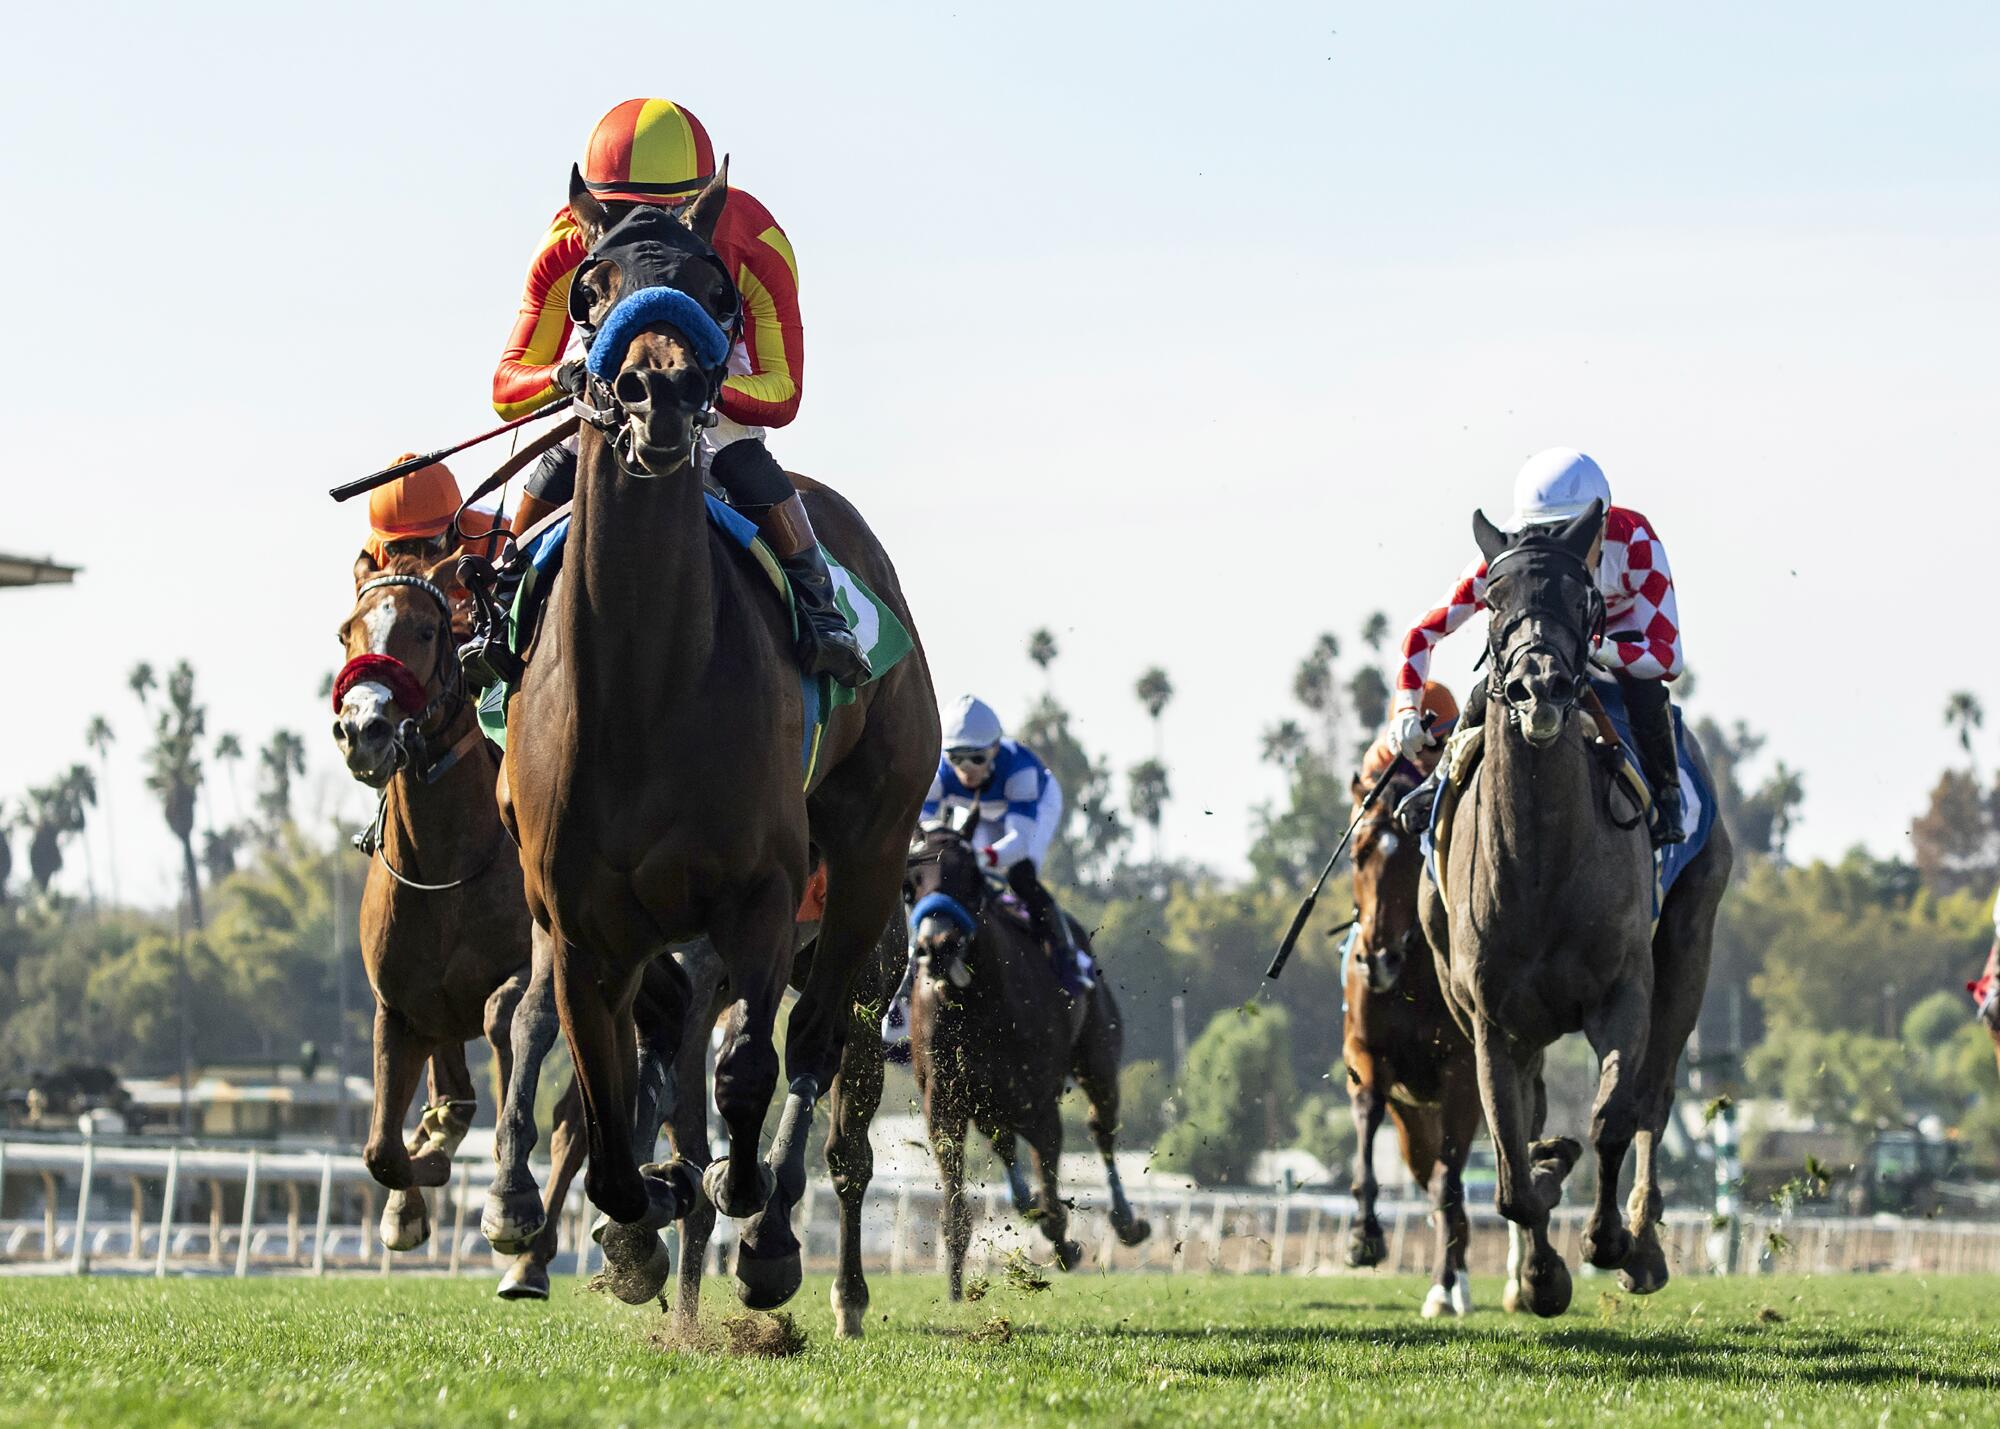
1596, 1291, 1622, 1321
1000, 1248, 1052, 1294
964, 1277, 989, 1302
720, 1311, 809, 1358
968, 1316, 1013, 1345
649, 1318, 723, 1356
1756, 1305, 1786, 1324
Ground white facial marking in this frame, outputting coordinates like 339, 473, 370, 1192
1376, 831, 1401, 862
361, 596, 399, 654
341, 680, 395, 734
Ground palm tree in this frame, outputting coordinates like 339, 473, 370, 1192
1361, 611, 1390, 654
259, 729, 307, 833
1766, 762, 1805, 867
0, 804, 15, 904
1260, 720, 1306, 770
24, 765, 95, 894
1944, 691, 1984, 773
1128, 759, 1171, 862
85, 714, 118, 906
1028, 629, 1059, 687
128, 662, 156, 709
1136, 666, 1174, 757
214, 731, 245, 832
141, 660, 208, 928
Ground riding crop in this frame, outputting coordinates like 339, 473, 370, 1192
1265, 711, 1435, 981
328, 409, 575, 503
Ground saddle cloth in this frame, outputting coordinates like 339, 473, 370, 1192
1424, 677, 1715, 919
473, 493, 913, 786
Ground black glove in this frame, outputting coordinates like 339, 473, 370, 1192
552, 358, 588, 396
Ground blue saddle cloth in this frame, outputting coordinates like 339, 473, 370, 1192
1422, 678, 1715, 918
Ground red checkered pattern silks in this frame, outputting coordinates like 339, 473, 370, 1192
1393, 505, 1684, 707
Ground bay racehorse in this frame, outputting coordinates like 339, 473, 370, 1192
905, 820, 1150, 1297
334, 547, 581, 1298
1418, 502, 1732, 1316
1342, 753, 1481, 1317
498, 167, 938, 1330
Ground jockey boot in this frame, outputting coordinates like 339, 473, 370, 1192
710, 442, 871, 688
455, 481, 569, 689
1007, 861, 1095, 996
1394, 683, 1488, 835
1619, 673, 1686, 847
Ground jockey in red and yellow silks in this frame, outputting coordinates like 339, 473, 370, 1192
492, 100, 804, 430
489, 98, 866, 687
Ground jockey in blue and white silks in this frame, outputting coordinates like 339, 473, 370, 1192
883, 694, 1093, 1058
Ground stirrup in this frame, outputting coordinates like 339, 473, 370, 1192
1394, 772, 1440, 835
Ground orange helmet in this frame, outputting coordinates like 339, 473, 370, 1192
581, 99, 715, 206
1415, 680, 1460, 736
366, 457, 461, 560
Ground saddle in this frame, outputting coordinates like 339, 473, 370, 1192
1424, 678, 1714, 920
465, 493, 913, 786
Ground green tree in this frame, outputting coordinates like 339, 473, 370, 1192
1745, 1026, 1913, 1129
84, 714, 118, 905
214, 732, 245, 823
1345, 666, 1391, 755
1116, 1059, 1172, 1146
1015, 694, 1128, 887
1152, 1006, 1296, 1185
1765, 762, 1805, 867
258, 729, 307, 834
24, 765, 95, 894
1911, 769, 1999, 897
1135, 666, 1174, 758
127, 662, 155, 709
1128, 758, 1170, 860
1293, 1087, 1358, 1173
1027, 628, 1058, 685
1944, 691, 1984, 771
141, 660, 207, 928
1360, 611, 1389, 654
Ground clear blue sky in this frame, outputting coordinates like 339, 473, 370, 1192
4, 2, 1997, 902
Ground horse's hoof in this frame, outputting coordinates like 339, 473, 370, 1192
496, 1259, 550, 1301
1585, 1222, 1634, 1271
1346, 1224, 1387, 1269
482, 1184, 548, 1256
1618, 1236, 1670, 1296
1054, 1240, 1085, 1272
379, 1190, 429, 1252
596, 1223, 675, 1306
733, 1242, 803, 1310
1421, 1284, 1450, 1319
404, 1149, 453, 1189
831, 1283, 868, 1341
703, 1159, 776, 1220
1524, 1250, 1572, 1318
1530, 1137, 1583, 1177
1114, 1216, 1152, 1248
1449, 1278, 1474, 1317
1501, 1278, 1523, 1315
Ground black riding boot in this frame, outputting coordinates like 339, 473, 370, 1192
1006, 861, 1092, 995
1618, 672, 1685, 847
711, 442, 871, 689
1394, 684, 1487, 835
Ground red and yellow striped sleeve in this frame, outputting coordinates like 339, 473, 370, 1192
711, 189, 804, 429
492, 207, 589, 419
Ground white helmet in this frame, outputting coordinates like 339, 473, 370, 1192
1508, 448, 1611, 530
942, 694, 1003, 751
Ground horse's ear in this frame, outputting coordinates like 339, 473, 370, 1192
1472, 509, 1509, 563
682, 156, 730, 245
1557, 499, 1604, 556
568, 164, 613, 245
353, 548, 379, 590
1350, 772, 1366, 801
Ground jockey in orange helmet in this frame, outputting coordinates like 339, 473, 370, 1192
361, 457, 503, 570
492, 99, 866, 686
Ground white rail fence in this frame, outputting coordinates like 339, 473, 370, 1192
5, 1135, 1999, 1280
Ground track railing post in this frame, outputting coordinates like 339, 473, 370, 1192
448, 1162, 469, 1276
312, 1153, 333, 1276
155, 1147, 180, 1278
70, 1130, 96, 1275
234, 1151, 259, 1277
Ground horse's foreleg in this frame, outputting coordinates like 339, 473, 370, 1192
1023, 1111, 1082, 1271
1582, 974, 1651, 1273
485, 936, 559, 1255
1473, 1021, 1574, 1317
413, 1041, 475, 1178
499, 1078, 582, 1301
826, 974, 888, 1340
363, 1003, 437, 1252
665, 948, 726, 1329
931, 1104, 972, 1302
1431, 1065, 1481, 1319
1345, 1057, 1389, 1267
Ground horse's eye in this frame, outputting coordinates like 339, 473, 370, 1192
419, 625, 438, 643
901, 881, 915, 905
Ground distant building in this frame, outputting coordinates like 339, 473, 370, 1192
122, 1066, 373, 1143
0, 551, 79, 589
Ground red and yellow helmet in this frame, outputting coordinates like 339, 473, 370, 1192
580, 99, 715, 206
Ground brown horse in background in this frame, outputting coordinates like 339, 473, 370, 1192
499, 172, 938, 1329
905, 821, 1150, 1298
334, 548, 580, 1298
1341, 752, 1482, 1317
1419, 504, 1732, 1316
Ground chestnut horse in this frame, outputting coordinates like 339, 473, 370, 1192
905, 821, 1150, 1298
1341, 755, 1481, 1317
333, 548, 583, 1298
1418, 504, 1732, 1316
498, 170, 937, 1330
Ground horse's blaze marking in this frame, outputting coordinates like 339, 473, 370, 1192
341, 680, 396, 730
361, 597, 400, 655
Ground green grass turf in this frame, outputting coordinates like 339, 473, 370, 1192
2, 1271, 1996, 1427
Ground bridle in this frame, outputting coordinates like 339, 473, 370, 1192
905, 827, 989, 960
1482, 541, 1606, 720
335, 573, 501, 892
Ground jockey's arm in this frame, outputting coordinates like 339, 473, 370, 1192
1393, 558, 1490, 711
712, 201, 804, 430
1591, 512, 1684, 680
981, 761, 1057, 873
492, 210, 587, 421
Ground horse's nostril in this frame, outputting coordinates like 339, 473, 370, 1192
1549, 674, 1574, 702
612, 369, 653, 410
1505, 679, 1531, 705
331, 719, 348, 749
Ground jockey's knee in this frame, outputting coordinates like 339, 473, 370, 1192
708, 431, 791, 511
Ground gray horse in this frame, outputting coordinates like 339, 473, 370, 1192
1419, 503, 1731, 1316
